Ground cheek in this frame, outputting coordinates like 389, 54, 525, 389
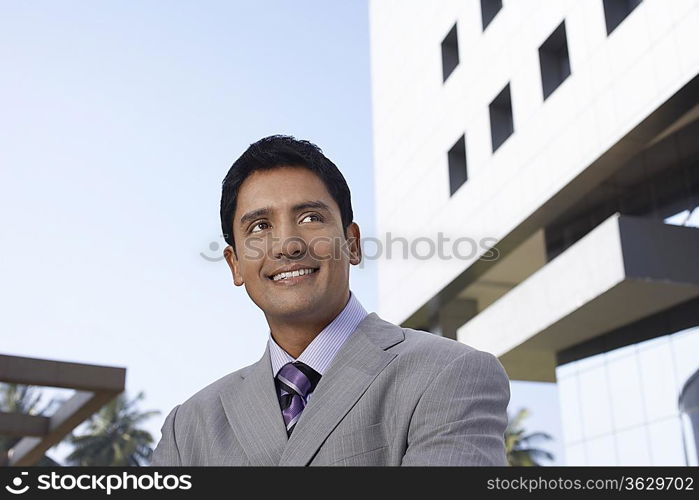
308, 235, 340, 263
309, 235, 351, 274
237, 245, 266, 281
241, 237, 268, 262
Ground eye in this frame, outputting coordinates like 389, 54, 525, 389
301, 214, 322, 223
250, 221, 269, 234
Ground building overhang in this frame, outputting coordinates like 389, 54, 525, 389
398, 73, 699, 334
457, 214, 699, 381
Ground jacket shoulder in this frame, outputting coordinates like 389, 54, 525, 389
400, 326, 477, 356
391, 325, 498, 375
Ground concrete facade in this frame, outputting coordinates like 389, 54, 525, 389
370, 0, 699, 465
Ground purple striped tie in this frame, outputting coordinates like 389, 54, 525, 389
276, 362, 321, 436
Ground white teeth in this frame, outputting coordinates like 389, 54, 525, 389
272, 268, 317, 281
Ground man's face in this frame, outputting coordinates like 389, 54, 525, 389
223, 166, 361, 323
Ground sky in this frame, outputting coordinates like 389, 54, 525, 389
0, 0, 563, 465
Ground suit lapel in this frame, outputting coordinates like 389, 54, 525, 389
278, 312, 405, 466
218, 345, 288, 465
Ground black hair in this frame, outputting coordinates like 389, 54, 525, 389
220, 134, 354, 254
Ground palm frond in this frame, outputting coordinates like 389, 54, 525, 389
64, 391, 161, 466
505, 407, 555, 466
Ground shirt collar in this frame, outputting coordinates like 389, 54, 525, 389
268, 290, 368, 377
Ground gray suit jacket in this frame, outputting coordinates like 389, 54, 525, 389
150, 312, 510, 466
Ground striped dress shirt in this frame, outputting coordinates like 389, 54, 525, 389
268, 290, 368, 401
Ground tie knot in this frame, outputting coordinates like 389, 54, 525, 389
277, 361, 321, 399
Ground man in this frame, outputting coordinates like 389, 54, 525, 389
151, 135, 510, 466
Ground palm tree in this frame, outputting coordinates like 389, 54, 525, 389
506, 407, 555, 466
0, 383, 64, 466
65, 391, 160, 466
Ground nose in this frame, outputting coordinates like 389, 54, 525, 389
270, 220, 307, 260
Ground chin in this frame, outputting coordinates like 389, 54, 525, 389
267, 298, 318, 318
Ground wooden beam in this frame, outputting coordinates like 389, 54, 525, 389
0, 411, 50, 437
0, 354, 125, 392
9, 390, 121, 466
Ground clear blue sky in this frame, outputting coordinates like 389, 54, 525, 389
0, 0, 562, 464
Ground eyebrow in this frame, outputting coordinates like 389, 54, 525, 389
238, 200, 332, 228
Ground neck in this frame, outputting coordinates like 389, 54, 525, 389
267, 290, 350, 358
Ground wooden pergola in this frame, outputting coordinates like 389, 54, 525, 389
0, 353, 125, 466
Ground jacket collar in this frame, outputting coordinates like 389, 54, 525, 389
218, 312, 405, 465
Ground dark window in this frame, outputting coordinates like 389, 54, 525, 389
448, 135, 468, 196
441, 23, 459, 82
539, 21, 571, 100
481, 0, 502, 31
603, 0, 642, 35
489, 83, 514, 153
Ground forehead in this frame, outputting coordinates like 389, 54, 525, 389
235, 166, 339, 215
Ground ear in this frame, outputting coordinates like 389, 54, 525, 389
345, 222, 362, 266
223, 245, 245, 286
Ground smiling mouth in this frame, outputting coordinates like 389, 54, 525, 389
268, 267, 319, 283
